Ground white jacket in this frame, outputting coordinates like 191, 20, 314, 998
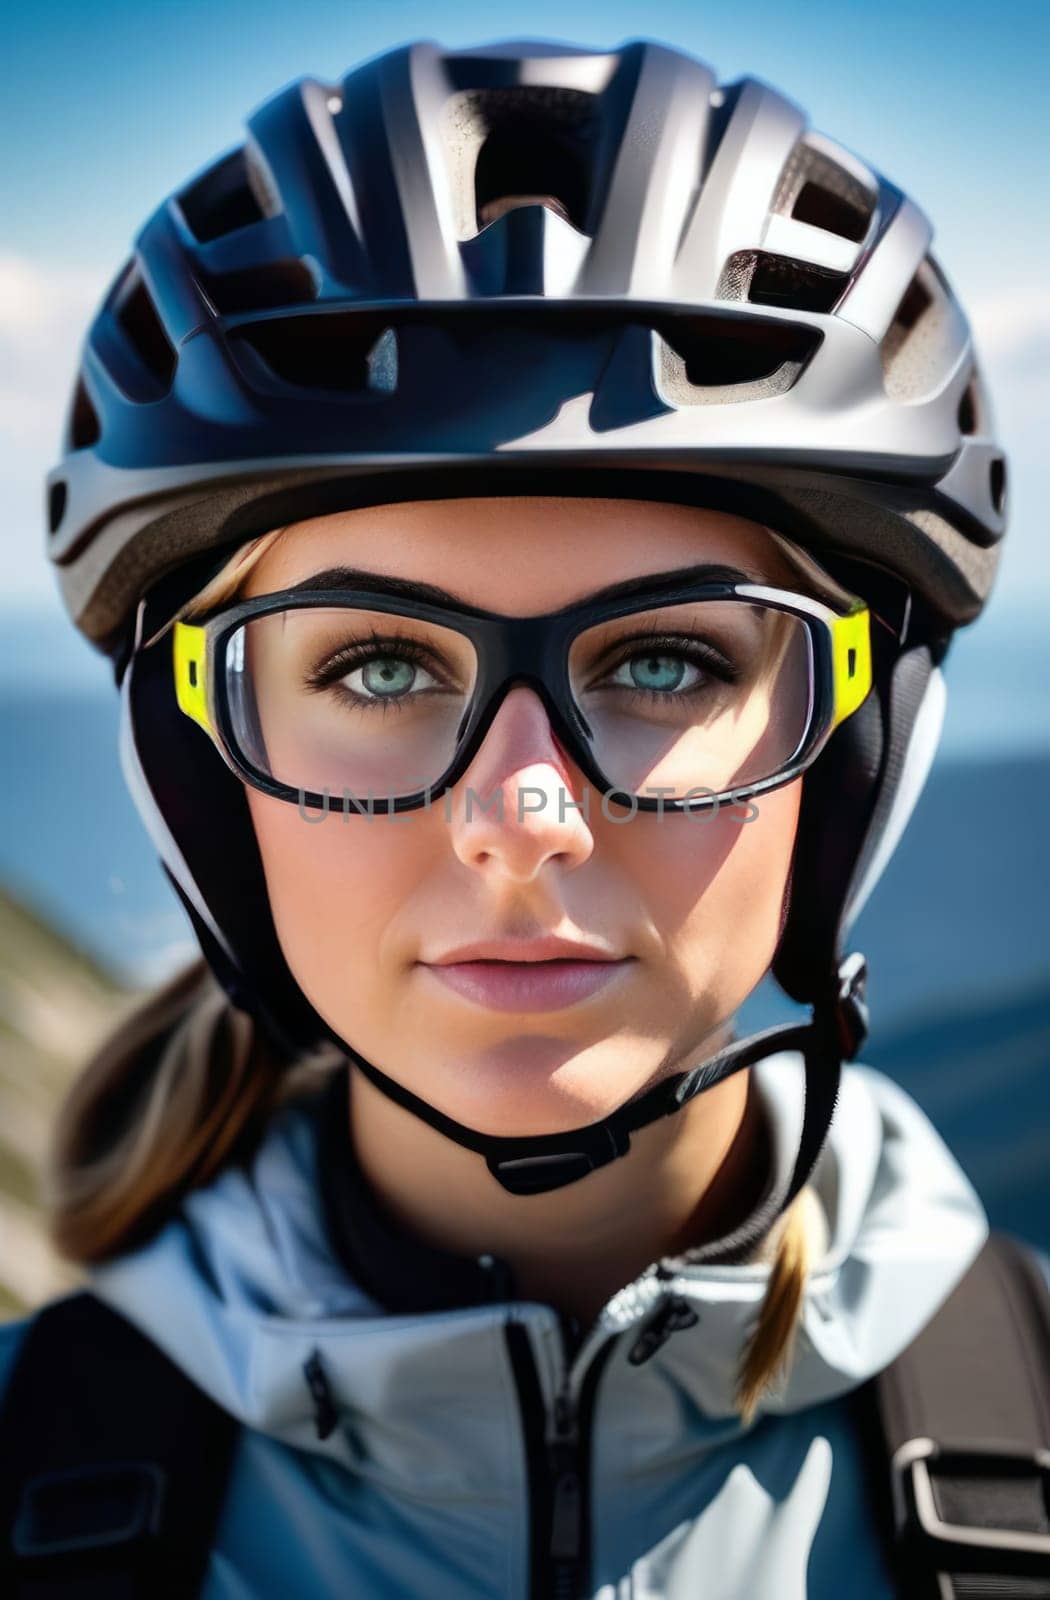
16, 1050, 986, 1599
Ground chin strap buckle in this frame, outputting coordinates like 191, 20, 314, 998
832, 950, 869, 1060
488, 1121, 632, 1196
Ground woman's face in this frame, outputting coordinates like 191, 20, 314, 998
243, 497, 803, 1135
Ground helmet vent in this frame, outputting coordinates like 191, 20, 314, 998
201, 259, 317, 315
68, 380, 101, 449
791, 180, 871, 242
654, 314, 820, 404
887, 268, 932, 338
880, 254, 965, 402
717, 250, 848, 314
113, 270, 177, 399
48, 481, 68, 536
232, 316, 397, 394
177, 147, 275, 243
989, 456, 1007, 515
774, 139, 877, 244
442, 86, 598, 238
957, 370, 988, 436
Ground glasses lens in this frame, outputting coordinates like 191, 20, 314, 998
568, 599, 814, 800
222, 606, 478, 798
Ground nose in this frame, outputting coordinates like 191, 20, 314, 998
446, 686, 594, 882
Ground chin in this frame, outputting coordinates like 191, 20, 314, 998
407, 1031, 661, 1138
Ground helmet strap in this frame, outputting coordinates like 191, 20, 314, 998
343, 953, 869, 1199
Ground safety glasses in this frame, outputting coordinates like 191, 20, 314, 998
170, 572, 872, 814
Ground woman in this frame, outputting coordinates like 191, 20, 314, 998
1, 33, 1038, 1600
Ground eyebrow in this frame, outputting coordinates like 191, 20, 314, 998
279, 562, 769, 611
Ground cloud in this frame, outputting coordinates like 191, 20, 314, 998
967, 289, 1050, 608
970, 288, 1050, 372
969, 289, 1049, 479
0, 254, 111, 601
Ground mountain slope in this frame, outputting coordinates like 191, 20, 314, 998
0, 883, 138, 1313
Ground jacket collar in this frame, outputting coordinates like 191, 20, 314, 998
89, 1051, 988, 1476
314, 1054, 781, 1325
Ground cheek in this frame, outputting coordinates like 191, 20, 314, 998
245, 791, 431, 1011
246, 777, 802, 1054
608, 783, 801, 981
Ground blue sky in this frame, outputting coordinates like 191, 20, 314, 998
7, 0, 1047, 275
2, 0, 1048, 674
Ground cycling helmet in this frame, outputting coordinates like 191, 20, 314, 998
47, 37, 1008, 1212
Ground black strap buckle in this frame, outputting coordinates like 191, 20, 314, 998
13, 1461, 165, 1561
892, 1438, 1050, 1579
489, 1120, 631, 1195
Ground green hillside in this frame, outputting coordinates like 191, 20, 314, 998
0, 884, 141, 1316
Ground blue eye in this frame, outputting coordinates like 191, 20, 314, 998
359, 657, 420, 696
612, 653, 701, 694
306, 634, 443, 701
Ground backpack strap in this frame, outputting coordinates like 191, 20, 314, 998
0, 1291, 239, 1598
873, 1229, 1050, 1599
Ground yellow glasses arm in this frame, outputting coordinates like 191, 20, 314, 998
173, 621, 213, 737
828, 604, 872, 733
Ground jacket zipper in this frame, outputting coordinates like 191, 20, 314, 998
547, 1341, 585, 1600
505, 1317, 618, 1600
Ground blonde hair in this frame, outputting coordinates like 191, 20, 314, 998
53, 517, 820, 1416
49, 961, 282, 1262
735, 1191, 816, 1425
176, 526, 290, 620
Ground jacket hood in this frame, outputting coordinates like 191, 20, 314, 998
88, 1018, 989, 1478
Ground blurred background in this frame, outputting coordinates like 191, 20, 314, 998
1, 0, 1047, 1314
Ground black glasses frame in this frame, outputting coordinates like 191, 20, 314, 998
180, 577, 856, 814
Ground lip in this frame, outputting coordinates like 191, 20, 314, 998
426, 936, 624, 965
420, 957, 635, 1013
